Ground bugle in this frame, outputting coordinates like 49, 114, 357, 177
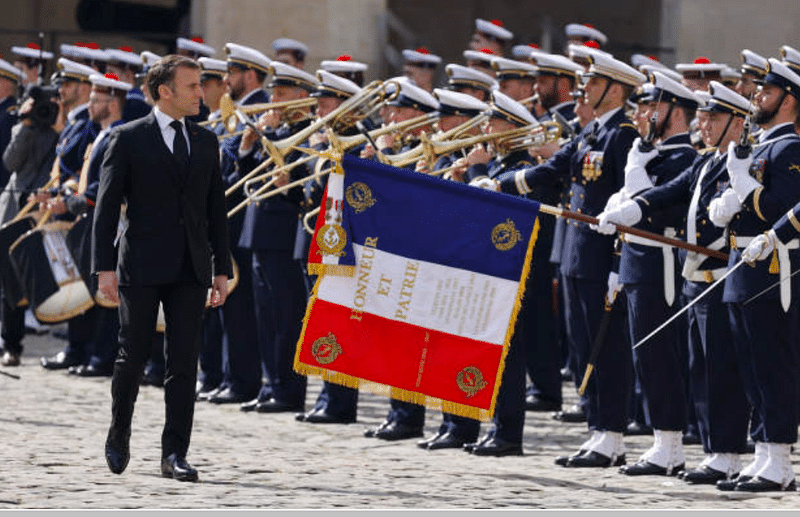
218, 93, 317, 134
303, 205, 321, 235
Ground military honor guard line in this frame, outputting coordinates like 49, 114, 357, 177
0, 17, 800, 494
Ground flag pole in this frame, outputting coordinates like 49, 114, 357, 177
537, 204, 728, 261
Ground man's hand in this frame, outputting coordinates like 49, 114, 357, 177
741, 230, 779, 264
273, 170, 290, 188
726, 141, 759, 202
708, 188, 741, 227
529, 141, 559, 160
97, 271, 119, 305
209, 275, 229, 307
47, 197, 67, 215
466, 144, 492, 166
19, 98, 34, 127
593, 200, 643, 235
469, 177, 500, 191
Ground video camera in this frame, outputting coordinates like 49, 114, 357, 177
18, 84, 59, 129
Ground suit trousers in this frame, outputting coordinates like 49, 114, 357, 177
112, 277, 206, 459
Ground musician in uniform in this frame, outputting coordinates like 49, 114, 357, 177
711, 59, 800, 492
103, 46, 150, 122
595, 71, 701, 477
201, 43, 270, 406
197, 57, 227, 136
236, 61, 318, 414
453, 90, 554, 456
272, 38, 309, 70
37, 58, 101, 372
362, 80, 439, 440
410, 88, 488, 450
49, 72, 131, 377
491, 50, 645, 467
463, 49, 498, 78
402, 48, 441, 93
443, 63, 496, 104
321, 54, 368, 87
676, 57, 725, 93
295, 70, 364, 425
470, 18, 513, 57
59, 42, 108, 74
564, 23, 608, 50
736, 50, 768, 99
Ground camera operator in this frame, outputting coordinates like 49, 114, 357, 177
0, 83, 59, 367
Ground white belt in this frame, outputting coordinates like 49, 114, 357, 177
622, 228, 677, 306
731, 235, 800, 312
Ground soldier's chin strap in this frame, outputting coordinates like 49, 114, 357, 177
655, 103, 675, 141
592, 78, 614, 110
713, 113, 736, 149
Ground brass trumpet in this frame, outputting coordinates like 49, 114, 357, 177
218, 93, 318, 134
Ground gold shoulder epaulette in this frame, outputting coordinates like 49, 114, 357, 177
699, 146, 717, 155
619, 123, 636, 130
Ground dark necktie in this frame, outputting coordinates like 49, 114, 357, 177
170, 119, 189, 170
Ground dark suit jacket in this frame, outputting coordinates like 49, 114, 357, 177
92, 111, 232, 287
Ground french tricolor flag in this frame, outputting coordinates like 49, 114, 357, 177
297, 156, 541, 421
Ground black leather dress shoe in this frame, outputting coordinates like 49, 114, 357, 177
717, 475, 750, 491
427, 432, 472, 451
255, 398, 303, 413
525, 395, 561, 412
624, 421, 653, 436
682, 465, 731, 485
240, 397, 263, 412
619, 460, 684, 476
682, 432, 701, 445
196, 385, 221, 402
374, 421, 423, 441
141, 369, 164, 387
304, 410, 355, 424
105, 429, 130, 475
566, 450, 626, 468
74, 364, 113, 377
735, 476, 796, 492
161, 453, 198, 482
552, 404, 586, 423
471, 437, 523, 457
364, 420, 392, 438
208, 387, 251, 404
41, 351, 81, 370
417, 431, 445, 449
463, 434, 493, 453
555, 449, 586, 467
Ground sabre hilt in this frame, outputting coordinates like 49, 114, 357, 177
639, 113, 657, 152
735, 92, 756, 159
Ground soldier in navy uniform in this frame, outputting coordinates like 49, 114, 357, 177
200, 43, 270, 406
38, 58, 101, 371
176, 37, 217, 125
295, 70, 365, 425
105, 46, 151, 122
470, 18, 513, 57
605, 82, 751, 485
47, 73, 132, 377
443, 63, 496, 104
490, 50, 645, 467
459, 90, 558, 457
713, 59, 800, 492
463, 49, 498, 79
401, 48, 442, 93
596, 71, 701, 476
361, 79, 439, 441
10, 43, 53, 87
407, 88, 488, 450
321, 55, 368, 87
236, 61, 318, 414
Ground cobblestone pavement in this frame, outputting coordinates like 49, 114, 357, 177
0, 327, 796, 510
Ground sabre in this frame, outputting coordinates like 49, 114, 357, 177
743, 264, 800, 306
632, 259, 746, 350
0, 369, 20, 380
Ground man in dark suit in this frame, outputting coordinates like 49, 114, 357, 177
93, 54, 231, 482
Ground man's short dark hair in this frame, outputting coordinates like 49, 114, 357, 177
146, 54, 200, 102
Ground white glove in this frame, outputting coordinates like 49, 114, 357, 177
623, 138, 658, 196
603, 189, 630, 213
708, 188, 742, 227
606, 271, 623, 301
726, 141, 760, 203
469, 177, 500, 191
593, 200, 643, 235
741, 229, 779, 263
